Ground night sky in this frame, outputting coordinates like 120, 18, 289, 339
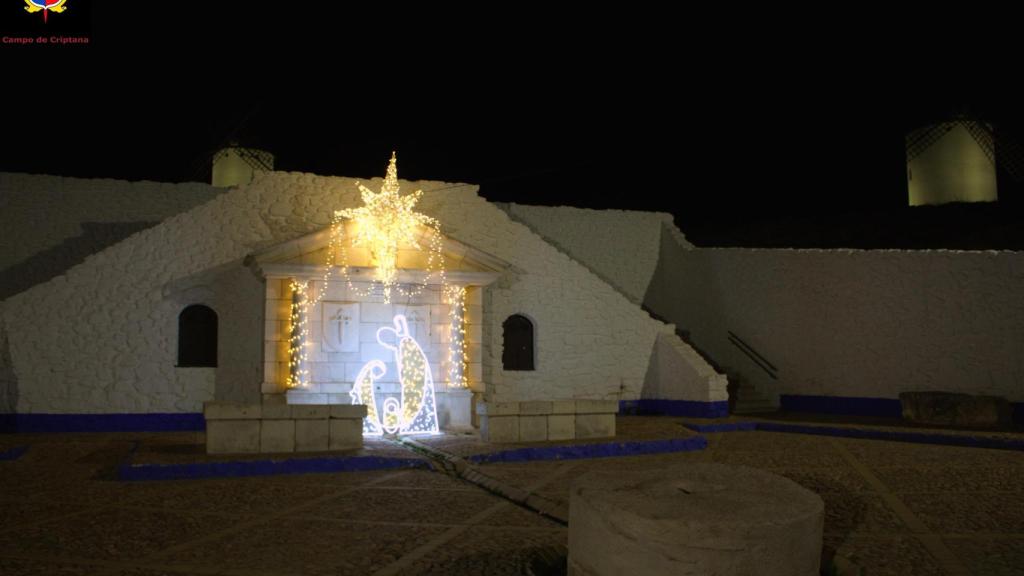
5, 4, 1023, 247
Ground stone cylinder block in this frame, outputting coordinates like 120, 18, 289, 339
568, 463, 824, 576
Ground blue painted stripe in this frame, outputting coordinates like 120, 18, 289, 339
683, 421, 757, 433
755, 421, 1024, 451
0, 445, 29, 460
466, 436, 709, 465
779, 395, 903, 418
0, 413, 205, 433
619, 399, 729, 418
118, 455, 430, 481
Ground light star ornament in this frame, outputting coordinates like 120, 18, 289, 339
334, 152, 445, 303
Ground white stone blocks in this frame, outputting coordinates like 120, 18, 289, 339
547, 415, 576, 441
481, 414, 519, 443
291, 405, 329, 419
204, 402, 261, 420
206, 420, 260, 454
477, 400, 616, 443
575, 414, 615, 439
260, 419, 295, 453
519, 415, 548, 442
295, 419, 329, 452
204, 401, 365, 454
329, 419, 362, 450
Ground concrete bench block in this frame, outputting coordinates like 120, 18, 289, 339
260, 419, 295, 453
575, 399, 619, 415
204, 402, 261, 420
330, 404, 368, 419
477, 401, 520, 416
295, 419, 330, 452
900, 391, 1012, 428
519, 415, 549, 442
548, 414, 576, 441
551, 400, 576, 414
575, 413, 615, 439
481, 414, 519, 443
207, 420, 260, 454
291, 405, 330, 419
329, 419, 363, 450
520, 401, 553, 416
261, 403, 292, 420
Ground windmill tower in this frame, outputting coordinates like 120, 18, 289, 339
212, 145, 274, 187
905, 118, 998, 206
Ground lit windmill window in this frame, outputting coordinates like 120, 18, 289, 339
177, 305, 217, 367
502, 314, 534, 371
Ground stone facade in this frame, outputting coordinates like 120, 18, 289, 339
0, 170, 687, 416
0, 173, 223, 300
501, 204, 692, 303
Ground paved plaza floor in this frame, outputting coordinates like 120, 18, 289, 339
1, 417, 1023, 575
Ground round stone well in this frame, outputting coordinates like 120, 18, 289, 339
568, 463, 824, 576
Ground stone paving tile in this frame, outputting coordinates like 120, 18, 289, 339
372, 469, 473, 490
944, 536, 1024, 576
873, 465, 1024, 493
709, 447, 848, 469
401, 526, 567, 576
712, 430, 836, 451
298, 486, 506, 525
124, 478, 347, 516
839, 439, 1024, 468
771, 466, 874, 494
474, 503, 564, 528
0, 557, 103, 576
0, 508, 250, 561
474, 463, 560, 488
130, 437, 421, 465
0, 497, 92, 530
821, 492, 909, 535
902, 492, 1024, 533
415, 416, 697, 458
163, 518, 444, 576
823, 534, 947, 576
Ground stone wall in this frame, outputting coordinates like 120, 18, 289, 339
501, 204, 692, 303
645, 246, 1024, 403
2, 170, 673, 414
0, 173, 223, 299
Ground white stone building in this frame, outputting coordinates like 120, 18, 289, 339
3, 159, 1022, 437
0, 164, 725, 439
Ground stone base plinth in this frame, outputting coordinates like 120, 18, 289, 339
568, 463, 824, 576
477, 400, 618, 443
204, 402, 367, 455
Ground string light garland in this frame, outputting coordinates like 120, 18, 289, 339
334, 152, 445, 304
444, 285, 469, 389
284, 153, 470, 430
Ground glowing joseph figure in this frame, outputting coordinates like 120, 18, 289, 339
351, 314, 439, 436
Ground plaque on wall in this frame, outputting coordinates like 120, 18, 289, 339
323, 302, 360, 352
394, 304, 430, 342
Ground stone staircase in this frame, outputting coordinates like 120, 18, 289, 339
728, 370, 779, 414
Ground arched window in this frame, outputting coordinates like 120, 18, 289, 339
178, 305, 218, 367
502, 314, 534, 371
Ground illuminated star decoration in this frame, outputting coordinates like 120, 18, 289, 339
335, 152, 444, 303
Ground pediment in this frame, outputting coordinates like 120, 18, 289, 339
248, 222, 509, 285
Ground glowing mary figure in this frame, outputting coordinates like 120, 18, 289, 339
352, 314, 439, 436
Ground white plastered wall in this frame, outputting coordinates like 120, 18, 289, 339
1, 171, 675, 413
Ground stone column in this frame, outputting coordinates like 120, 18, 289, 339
288, 278, 308, 389
445, 285, 472, 430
